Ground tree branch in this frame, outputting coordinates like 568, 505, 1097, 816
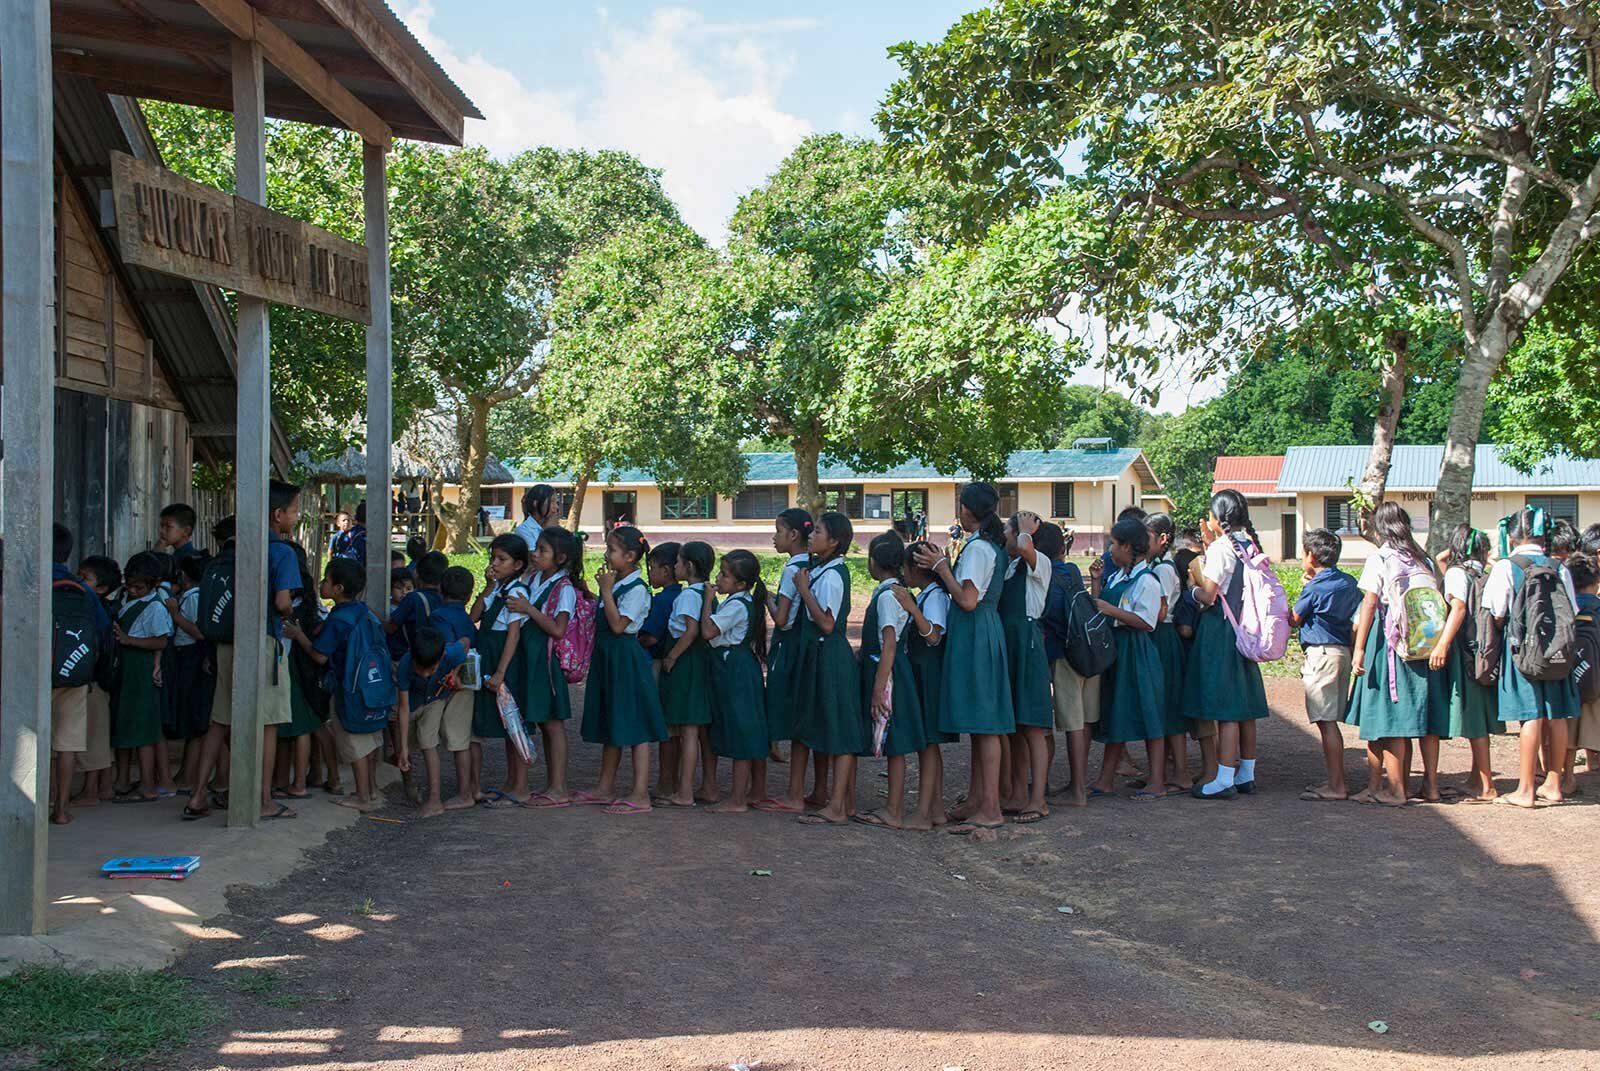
487, 366, 543, 406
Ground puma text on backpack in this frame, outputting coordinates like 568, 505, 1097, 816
1216, 540, 1290, 663
52, 580, 100, 688
1572, 606, 1600, 703
548, 577, 596, 684
1507, 555, 1580, 682
1051, 567, 1116, 678
198, 547, 236, 642
325, 603, 398, 734
1459, 563, 1502, 687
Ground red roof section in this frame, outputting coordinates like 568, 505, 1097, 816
1212, 455, 1285, 495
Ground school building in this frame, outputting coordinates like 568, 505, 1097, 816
1213, 445, 1600, 563
456, 445, 1170, 552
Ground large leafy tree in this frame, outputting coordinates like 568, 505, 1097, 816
879, 0, 1600, 546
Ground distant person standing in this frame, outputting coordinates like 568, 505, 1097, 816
514, 484, 558, 552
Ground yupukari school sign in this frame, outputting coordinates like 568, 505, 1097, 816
110, 151, 371, 325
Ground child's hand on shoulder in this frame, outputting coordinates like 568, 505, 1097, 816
794, 569, 812, 594
891, 586, 917, 611
507, 593, 533, 615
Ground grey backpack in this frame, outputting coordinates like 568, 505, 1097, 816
1507, 555, 1579, 682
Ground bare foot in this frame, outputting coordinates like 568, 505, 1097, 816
443, 794, 477, 811
1064, 789, 1089, 808
51, 811, 72, 826
946, 798, 978, 822
803, 793, 829, 809
1535, 782, 1565, 804
903, 812, 934, 831
709, 799, 749, 814
753, 796, 805, 813
853, 810, 903, 829
1496, 790, 1538, 809
416, 800, 445, 819
798, 809, 848, 825
1371, 790, 1408, 807
335, 796, 380, 812
68, 794, 100, 808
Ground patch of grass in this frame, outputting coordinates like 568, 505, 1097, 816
229, 968, 278, 995
356, 897, 375, 917
0, 966, 217, 1071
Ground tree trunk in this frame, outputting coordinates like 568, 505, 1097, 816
566, 462, 594, 532
445, 393, 493, 553
1429, 334, 1508, 552
793, 435, 824, 518
1356, 329, 1408, 541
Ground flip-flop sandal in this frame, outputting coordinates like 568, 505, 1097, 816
521, 792, 572, 809
650, 796, 695, 808
852, 811, 897, 829
1087, 788, 1115, 800
946, 822, 1004, 836
113, 794, 160, 804
209, 790, 230, 809
272, 790, 310, 800
1130, 790, 1166, 803
155, 788, 177, 799
1493, 795, 1539, 809
797, 813, 846, 826
1298, 789, 1348, 802
1012, 810, 1047, 823
753, 798, 804, 813
476, 790, 507, 808
1000, 807, 1022, 817
1437, 786, 1465, 799
180, 805, 211, 821
570, 791, 614, 807
1459, 794, 1498, 805
262, 803, 297, 820
604, 800, 651, 815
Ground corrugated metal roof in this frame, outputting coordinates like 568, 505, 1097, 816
1212, 455, 1285, 494
489, 449, 1157, 488
1276, 445, 1600, 491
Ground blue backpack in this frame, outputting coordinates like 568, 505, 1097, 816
325, 603, 398, 734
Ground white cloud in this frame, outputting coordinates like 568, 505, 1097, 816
397, 3, 812, 243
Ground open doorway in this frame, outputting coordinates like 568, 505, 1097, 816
603, 490, 637, 530
892, 489, 929, 538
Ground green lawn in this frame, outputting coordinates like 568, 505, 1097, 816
0, 967, 218, 1071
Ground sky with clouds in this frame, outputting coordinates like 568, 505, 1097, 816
396, 2, 1221, 412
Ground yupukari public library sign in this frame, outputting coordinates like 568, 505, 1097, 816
110, 152, 371, 325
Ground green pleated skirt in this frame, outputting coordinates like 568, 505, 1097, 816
1345, 616, 1432, 741
282, 665, 321, 739
472, 628, 526, 739
1496, 638, 1579, 722
519, 633, 573, 724
765, 626, 802, 742
1095, 628, 1169, 744
861, 649, 927, 757
581, 628, 668, 748
1180, 606, 1268, 723
660, 641, 714, 726
794, 628, 866, 755
937, 603, 1014, 736
111, 647, 162, 749
1001, 614, 1053, 729
1150, 622, 1191, 736
710, 645, 768, 760
1427, 639, 1500, 739
907, 636, 955, 744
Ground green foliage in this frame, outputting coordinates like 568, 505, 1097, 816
1490, 320, 1600, 469
1056, 386, 1150, 448
0, 966, 218, 1071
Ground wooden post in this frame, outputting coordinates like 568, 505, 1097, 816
0, 0, 56, 936
227, 37, 269, 829
363, 141, 392, 619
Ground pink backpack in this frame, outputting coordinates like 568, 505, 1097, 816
547, 577, 597, 684
1216, 539, 1290, 662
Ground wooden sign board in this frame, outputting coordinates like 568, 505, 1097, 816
110, 151, 371, 325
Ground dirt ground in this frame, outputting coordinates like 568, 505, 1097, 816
171, 677, 1600, 1071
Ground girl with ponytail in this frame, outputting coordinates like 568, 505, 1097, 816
761, 508, 827, 811
1429, 523, 1499, 802
910, 482, 1015, 833
1182, 489, 1270, 800
702, 549, 771, 813
793, 512, 866, 824
658, 541, 718, 807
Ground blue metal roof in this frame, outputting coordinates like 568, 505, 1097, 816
494, 449, 1153, 487
1276, 445, 1600, 491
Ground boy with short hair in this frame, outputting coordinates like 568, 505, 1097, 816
429, 567, 479, 651
1038, 521, 1098, 808
387, 551, 446, 654
1289, 527, 1363, 801
71, 555, 121, 807
286, 557, 384, 811
166, 554, 215, 790
48, 524, 105, 823
157, 503, 200, 561
394, 624, 471, 818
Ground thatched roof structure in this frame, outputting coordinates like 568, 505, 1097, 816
296, 446, 433, 483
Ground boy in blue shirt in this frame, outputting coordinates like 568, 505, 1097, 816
387, 551, 447, 657
394, 625, 471, 818
428, 566, 478, 650
1289, 528, 1363, 801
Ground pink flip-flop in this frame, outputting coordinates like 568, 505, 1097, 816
570, 791, 613, 806
521, 792, 572, 809
604, 800, 652, 815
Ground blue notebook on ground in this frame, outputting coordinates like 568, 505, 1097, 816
101, 855, 201, 877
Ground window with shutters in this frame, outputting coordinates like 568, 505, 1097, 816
733, 486, 788, 520
1051, 482, 1075, 518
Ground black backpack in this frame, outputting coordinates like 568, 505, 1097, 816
51, 580, 100, 688
1573, 604, 1600, 703
198, 546, 236, 642
1459, 563, 1502, 687
1051, 564, 1116, 678
1507, 555, 1579, 682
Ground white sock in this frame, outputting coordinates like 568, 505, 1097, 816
1202, 765, 1236, 794
1237, 758, 1256, 784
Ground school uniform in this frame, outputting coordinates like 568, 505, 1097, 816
168, 586, 217, 739
428, 601, 478, 651
765, 554, 809, 743
1344, 547, 1436, 741
1293, 567, 1361, 725
1147, 554, 1190, 734
211, 535, 297, 730
581, 570, 668, 748
111, 592, 172, 749
1427, 563, 1499, 738
1182, 534, 1269, 724
512, 516, 543, 554
519, 571, 575, 724
1574, 591, 1600, 749
472, 578, 531, 739
708, 593, 768, 760
660, 583, 715, 728
793, 557, 866, 755
282, 596, 326, 741
641, 581, 682, 678
50, 567, 105, 756
1095, 565, 1168, 743
390, 586, 444, 661
936, 537, 1014, 737
1041, 559, 1100, 733
399, 643, 473, 753
315, 602, 382, 764
998, 554, 1053, 729
860, 579, 927, 756
1485, 544, 1580, 722
906, 585, 957, 744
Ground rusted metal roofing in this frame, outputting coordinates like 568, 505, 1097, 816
1212, 455, 1286, 495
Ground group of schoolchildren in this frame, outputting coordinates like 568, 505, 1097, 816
43, 478, 1600, 830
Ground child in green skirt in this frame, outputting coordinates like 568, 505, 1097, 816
1431, 522, 1499, 802
1144, 513, 1194, 794
795, 512, 864, 825
895, 540, 951, 829
658, 541, 717, 807
999, 511, 1052, 823
469, 534, 531, 805
704, 549, 770, 813
1090, 518, 1169, 801
761, 509, 829, 813
110, 553, 174, 802
506, 526, 586, 806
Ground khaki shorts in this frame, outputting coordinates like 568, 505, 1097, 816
1302, 644, 1354, 724
411, 690, 474, 752
331, 719, 383, 765
76, 685, 113, 772
210, 640, 293, 728
1050, 658, 1100, 732
1575, 696, 1600, 752
50, 685, 89, 753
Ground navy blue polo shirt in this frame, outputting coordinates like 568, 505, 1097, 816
641, 582, 680, 660
1040, 560, 1081, 663
1292, 567, 1363, 648
427, 601, 478, 650
313, 600, 363, 713
397, 642, 467, 708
